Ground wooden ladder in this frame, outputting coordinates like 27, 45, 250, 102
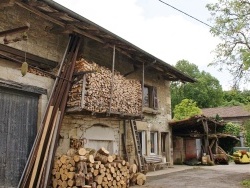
130, 119, 144, 172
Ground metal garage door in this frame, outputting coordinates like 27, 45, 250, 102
0, 87, 38, 188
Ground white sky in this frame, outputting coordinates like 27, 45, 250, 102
54, 0, 239, 90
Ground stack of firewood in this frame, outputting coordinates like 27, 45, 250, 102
51, 155, 76, 187
28, 67, 54, 78
67, 59, 142, 115
51, 146, 146, 188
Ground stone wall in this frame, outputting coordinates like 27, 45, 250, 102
1, 4, 173, 166
58, 115, 124, 157
0, 4, 68, 62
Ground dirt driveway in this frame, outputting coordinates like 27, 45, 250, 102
138, 163, 250, 188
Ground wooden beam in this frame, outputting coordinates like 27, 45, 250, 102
0, 24, 30, 37
15, 2, 65, 27
0, 44, 58, 69
0, 0, 15, 8
0, 78, 47, 95
124, 60, 156, 77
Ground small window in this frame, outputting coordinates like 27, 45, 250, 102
143, 86, 158, 109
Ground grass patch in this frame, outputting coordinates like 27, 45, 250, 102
242, 179, 250, 187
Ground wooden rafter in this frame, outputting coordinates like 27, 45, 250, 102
0, 24, 30, 37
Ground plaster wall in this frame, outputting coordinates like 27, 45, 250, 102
0, 59, 54, 127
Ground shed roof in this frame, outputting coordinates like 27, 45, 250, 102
202, 106, 250, 118
169, 115, 224, 137
11, 0, 195, 83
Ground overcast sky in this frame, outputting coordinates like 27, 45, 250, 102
54, 0, 242, 90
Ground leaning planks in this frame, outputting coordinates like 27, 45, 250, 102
18, 35, 82, 188
67, 59, 142, 115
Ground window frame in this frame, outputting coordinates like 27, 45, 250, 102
143, 85, 158, 110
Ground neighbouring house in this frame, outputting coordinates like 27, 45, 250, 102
202, 106, 250, 147
202, 106, 250, 125
169, 115, 239, 164
0, 0, 195, 187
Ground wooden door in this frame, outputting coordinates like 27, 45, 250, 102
0, 87, 38, 187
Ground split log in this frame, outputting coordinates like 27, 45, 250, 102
97, 147, 110, 156
129, 164, 137, 174
78, 147, 87, 156
94, 175, 103, 185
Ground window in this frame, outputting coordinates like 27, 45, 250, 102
138, 131, 146, 155
143, 86, 158, 109
150, 132, 158, 154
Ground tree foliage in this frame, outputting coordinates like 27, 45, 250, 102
206, 0, 250, 87
221, 122, 242, 136
173, 99, 202, 120
171, 60, 224, 114
243, 120, 250, 147
222, 89, 250, 106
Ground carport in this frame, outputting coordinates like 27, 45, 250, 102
169, 115, 239, 164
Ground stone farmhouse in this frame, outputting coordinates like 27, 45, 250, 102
0, 0, 194, 187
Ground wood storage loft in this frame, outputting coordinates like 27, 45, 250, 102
67, 59, 142, 116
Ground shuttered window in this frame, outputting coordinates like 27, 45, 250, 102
143, 86, 158, 110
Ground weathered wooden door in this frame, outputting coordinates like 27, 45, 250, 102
0, 87, 38, 188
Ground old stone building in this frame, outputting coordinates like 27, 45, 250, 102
0, 0, 194, 187
202, 106, 250, 125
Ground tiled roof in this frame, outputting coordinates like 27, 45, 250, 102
202, 106, 250, 118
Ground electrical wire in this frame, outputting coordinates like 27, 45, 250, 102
158, 0, 214, 29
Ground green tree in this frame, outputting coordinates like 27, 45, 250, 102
171, 60, 224, 114
243, 120, 250, 147
173, 99, 202, 120
206, 0, 250, 86
222, 89, 250, 106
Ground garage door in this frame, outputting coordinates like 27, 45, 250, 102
0, 87, 38, 188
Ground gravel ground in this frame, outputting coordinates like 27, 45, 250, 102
135, 163, 250, 188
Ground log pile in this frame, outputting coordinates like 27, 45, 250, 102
67, 59, 142, 115
51, 146, 146, 187
28, 67, 54, 78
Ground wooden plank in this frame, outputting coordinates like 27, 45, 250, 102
43, 111, 61, 188
81, 74, 87, 109
36, 110, 59, 187
0, 44, 58, 69
0, 0, 15, 8
0, 25, 30, 37
29, 106, 54, 188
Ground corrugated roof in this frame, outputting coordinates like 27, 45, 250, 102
202, 106, 250, 118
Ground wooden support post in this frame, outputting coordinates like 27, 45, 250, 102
141, 62, 144, 118
108, 45, 116, 115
